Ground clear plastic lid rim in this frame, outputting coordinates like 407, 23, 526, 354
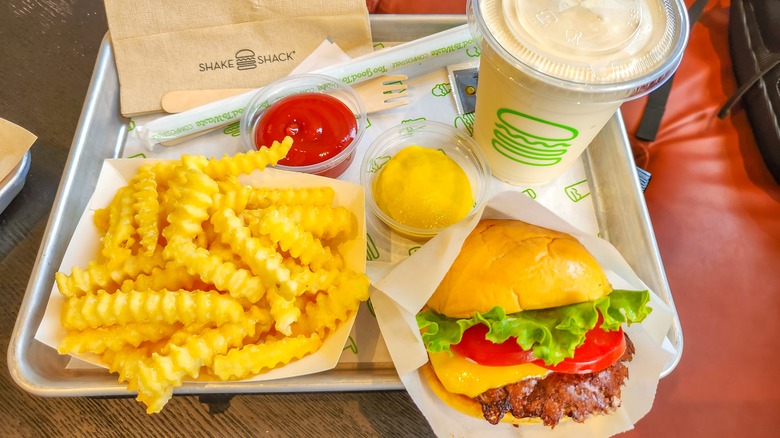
466, 0, 690, 101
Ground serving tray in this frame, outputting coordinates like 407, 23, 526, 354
9, 15, 682, 398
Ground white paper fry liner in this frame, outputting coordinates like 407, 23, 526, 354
35, 158, 366, 383
371, 190, 676, 437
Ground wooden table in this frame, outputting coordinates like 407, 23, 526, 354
0, 2, 775, 437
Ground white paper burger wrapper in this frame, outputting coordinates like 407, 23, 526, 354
34, 158, 366, 382
370, 190, 676, 437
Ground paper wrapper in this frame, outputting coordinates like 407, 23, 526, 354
34, 158, 367, 382
370, 190, 677, 437
104, 0, 373, 116
0, 117, 36, 182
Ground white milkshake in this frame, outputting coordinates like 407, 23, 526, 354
467, 0, 689, 186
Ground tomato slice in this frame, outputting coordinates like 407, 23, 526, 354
450, 324, 536, 366
449, 315, 626, 373
533, 317, 626, 374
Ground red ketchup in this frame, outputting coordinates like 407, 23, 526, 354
254, 92, 358, 178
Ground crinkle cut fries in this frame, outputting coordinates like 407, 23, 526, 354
55, 137, 370, 413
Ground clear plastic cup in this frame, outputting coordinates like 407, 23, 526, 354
467, 0, 689, 186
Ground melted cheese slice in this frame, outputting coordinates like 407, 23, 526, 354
429, 351, 550, 398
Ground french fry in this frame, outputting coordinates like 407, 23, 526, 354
130, 164, 160, 256
101, 186, 136, 266
93, 206, 110, 235
212, 333, 323, 381
60, 289, 246, 331
246, 186, 336, 210
209, 208, 293, 295
55, 248, 166, 298
103, 343, 157, 392
291, 271, 370, 338
266, 286, 300, 336
117, 263, 197, 294
250, 207, 343, 271
167, 241, 267, 302
134, 316, 258, 413
213, 177, 252, 213
181, 137, 292, 180
243, 204, 357, 241
161, 167, 218, 245
55, 262, 115, 299
285, 261, 341, 296
59, 322, 181, 355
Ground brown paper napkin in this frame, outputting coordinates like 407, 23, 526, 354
104, 0, 374, 116
0, 118, 36, 181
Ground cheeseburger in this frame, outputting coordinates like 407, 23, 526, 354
416, 219, 652, 427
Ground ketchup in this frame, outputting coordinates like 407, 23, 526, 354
254, 93, 358, 172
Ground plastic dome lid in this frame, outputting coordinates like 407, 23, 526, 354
471, 0, 689, 93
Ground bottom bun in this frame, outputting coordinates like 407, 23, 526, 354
420, 362, 541, 426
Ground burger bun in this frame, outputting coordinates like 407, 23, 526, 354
426, 219, 612, 318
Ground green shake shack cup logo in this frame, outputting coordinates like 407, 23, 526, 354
492, 109, 579, 167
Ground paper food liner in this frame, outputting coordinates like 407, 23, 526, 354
371, 190, 676, 437
35, 158, 367, 382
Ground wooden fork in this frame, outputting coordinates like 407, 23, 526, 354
160, 74, 409, 114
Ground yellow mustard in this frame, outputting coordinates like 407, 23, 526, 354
373, 145, 473, 229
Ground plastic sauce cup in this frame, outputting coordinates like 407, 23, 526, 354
360, 120, 491, 239
240, 74, 366, 179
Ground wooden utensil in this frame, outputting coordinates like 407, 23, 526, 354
160, 74, 409, 114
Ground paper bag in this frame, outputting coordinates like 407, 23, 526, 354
104, 0, 374, 116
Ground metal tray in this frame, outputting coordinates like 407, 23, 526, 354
0, 151, 31, 215
9, 15, 682, 398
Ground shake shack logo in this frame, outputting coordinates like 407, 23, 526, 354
491, 108, 578, 167
198, 49, 296, 72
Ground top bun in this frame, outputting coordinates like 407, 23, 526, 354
427, 219, 612, 318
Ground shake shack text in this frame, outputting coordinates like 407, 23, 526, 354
198, 50, 296, 72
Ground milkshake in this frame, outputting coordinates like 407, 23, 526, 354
467, 0, 689, 186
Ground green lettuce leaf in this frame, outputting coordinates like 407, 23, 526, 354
416, 289, 652, 366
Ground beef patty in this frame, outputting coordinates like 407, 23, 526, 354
475, 333, 636, 427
